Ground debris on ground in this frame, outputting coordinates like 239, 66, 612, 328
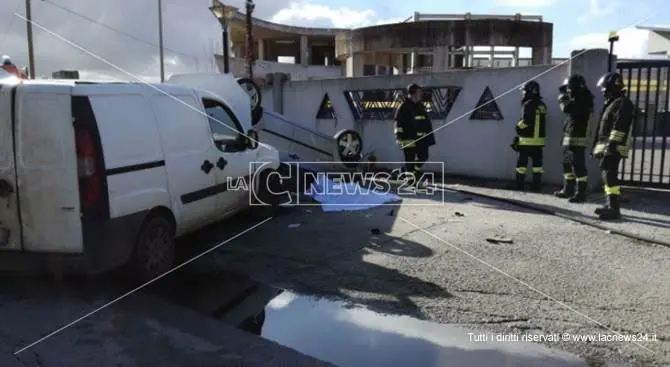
370, 228, 381, 235
485, 236, 514, 244
454, 212, 465, 217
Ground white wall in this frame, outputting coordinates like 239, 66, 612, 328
262, 49, 611, 186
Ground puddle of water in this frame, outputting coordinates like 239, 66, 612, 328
148, 271, 592, 367
257, 292, 587, 367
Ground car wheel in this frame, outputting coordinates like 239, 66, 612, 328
127, 215, 175, 283
237, 77, 262, 112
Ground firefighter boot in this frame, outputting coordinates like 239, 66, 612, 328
553, 179, 575, 198
508, 173, 525, 191
569, 181, 588, 203
598, 195, 621, 220
530, 173, 542, 192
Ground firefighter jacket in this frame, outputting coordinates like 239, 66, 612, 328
515, 97, 547, 147
593, 94, 635, 158
393, 99, 436, 148
559, 91, 594, 147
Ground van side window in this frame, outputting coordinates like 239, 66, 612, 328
202, 98, 244, 152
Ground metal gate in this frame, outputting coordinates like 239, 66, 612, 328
616, 60, 670, 188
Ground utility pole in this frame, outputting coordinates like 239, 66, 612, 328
158, 0, 165, 82
245, 0, 255, 79
607, 31, 619, 72
25, 0, 35, 79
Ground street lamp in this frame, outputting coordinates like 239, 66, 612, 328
607, 31, 619, 72
209, 0, 238, 74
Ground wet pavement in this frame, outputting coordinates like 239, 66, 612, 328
147, 269, 593, 367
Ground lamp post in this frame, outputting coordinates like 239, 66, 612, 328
607, 31, 619, 72
158, 0, 165, 82
245, 0, 255, 80
209, 0, 238, 74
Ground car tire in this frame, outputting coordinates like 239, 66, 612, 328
237, 77, 262, 112
127, 215, 176, 283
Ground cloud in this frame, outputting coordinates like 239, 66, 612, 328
1, 0, 389, 80
270, 1, 400, 28
567, 26, 667, 59
576, 0, 623, 23
496, 0, 556, 6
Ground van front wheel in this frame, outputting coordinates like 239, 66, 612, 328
128, 215, 175, 282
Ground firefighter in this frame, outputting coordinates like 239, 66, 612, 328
393, 83, 435, 184
1, 55, 22, 78
512, 80, 547, 191
554, 74, 594, 202
592, 72, 634, 220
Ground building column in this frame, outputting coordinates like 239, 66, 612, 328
300, 35, 309, 66
346, 53, 364, 77
432, 46, 448, 72
489, 46, 495, 67
531, 45, 552, 65
257, 38, 265, 61
513, 46, 519, 67
410, 49, 417, 74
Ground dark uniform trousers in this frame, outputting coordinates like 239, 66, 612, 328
562, 146, 587, 184
403, 143, 429, 175
516, 147, 544, 178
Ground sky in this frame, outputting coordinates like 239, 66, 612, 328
0, 0, 668, 81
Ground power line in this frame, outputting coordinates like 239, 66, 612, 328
41, 0, 213, 66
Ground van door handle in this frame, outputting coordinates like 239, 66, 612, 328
201, 160, 214, 174
216, 157, 227, 170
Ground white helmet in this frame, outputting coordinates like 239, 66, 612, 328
1, 55, 12, 65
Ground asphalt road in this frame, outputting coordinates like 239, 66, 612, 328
182, 190, 669, 366
0, 185, 668, 366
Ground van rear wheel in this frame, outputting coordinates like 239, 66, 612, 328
128, 215, 175, 282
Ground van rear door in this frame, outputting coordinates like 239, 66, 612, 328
15, 85, 83, 253
0, 84, 21, 250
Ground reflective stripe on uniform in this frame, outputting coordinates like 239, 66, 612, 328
609, 129, 627, 142
414, 115, 426, 120
593, 143, 606, 155
519, 137, 545, 145
399, 139, 416, 147
519, 107, 545, 146
575, 176, 588, 182
394, 127, 404, 134
516, 120, 528, 129
562, 136, 588, 146
564, 173, 576, 180
594, 142, 631, 157
515, 167, 527, 174
416, 132, 425, 136
532, 167, 544, 173
604, 185, 621, 195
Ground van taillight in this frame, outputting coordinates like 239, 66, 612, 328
75, 128, 101, 208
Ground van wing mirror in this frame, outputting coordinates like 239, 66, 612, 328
246, 129, 259, 149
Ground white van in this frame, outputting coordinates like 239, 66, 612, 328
0, 77, 280, 280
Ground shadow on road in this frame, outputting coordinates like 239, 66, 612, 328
177, 202, 453, 319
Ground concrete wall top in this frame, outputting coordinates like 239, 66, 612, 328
335, 19, 553, 57
229, 13, 345, 37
